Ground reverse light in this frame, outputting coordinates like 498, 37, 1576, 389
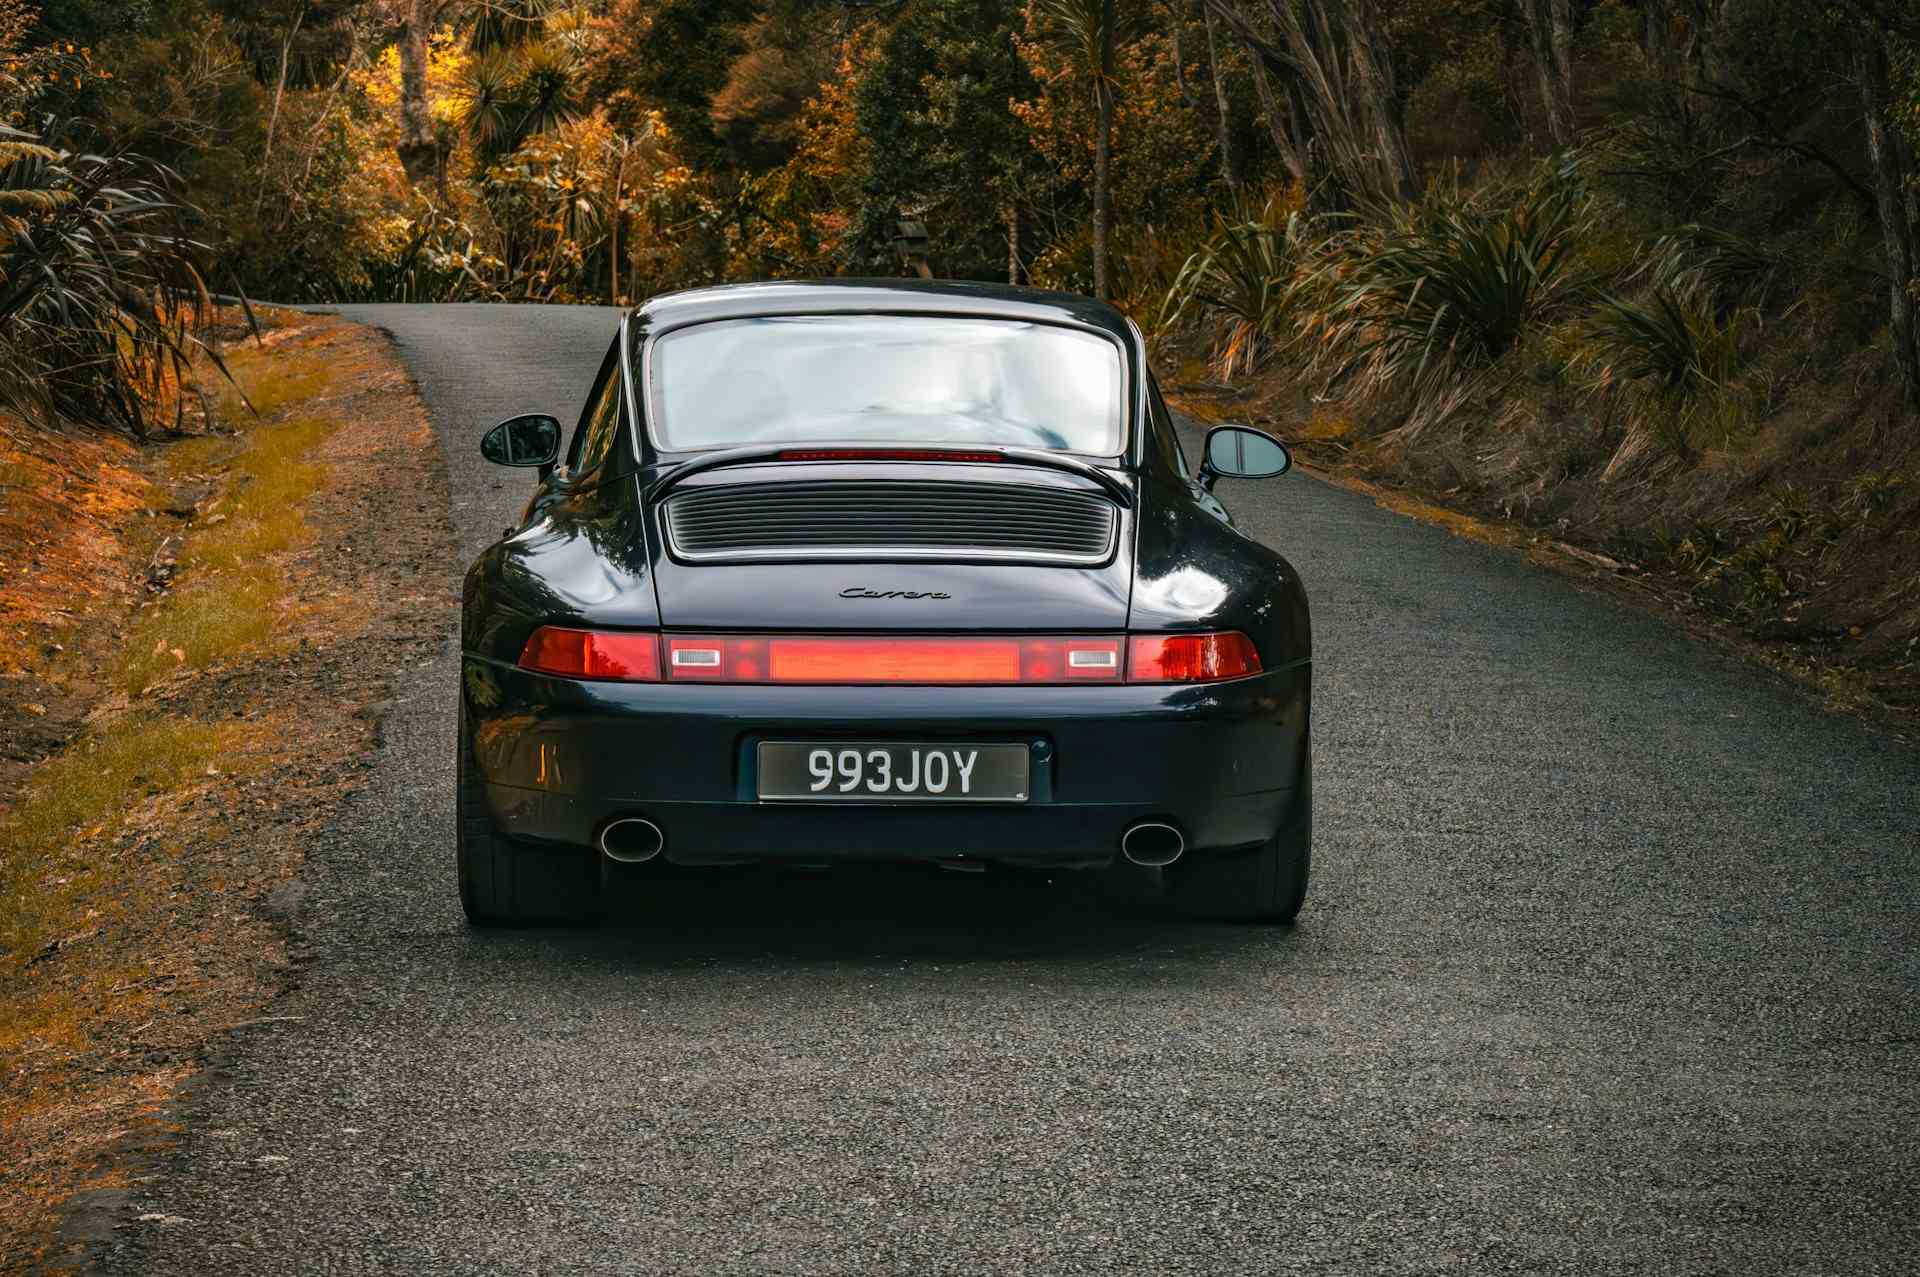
518, 626, 661, 681
1127, 632, 1262, 683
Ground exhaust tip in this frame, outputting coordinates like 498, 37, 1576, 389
1120, 821, 1184, 868
599, 817, 664, 864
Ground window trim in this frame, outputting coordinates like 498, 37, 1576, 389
568, 340, 626, 483
635, 311, 1134, 463
1145, 372, 1190, 480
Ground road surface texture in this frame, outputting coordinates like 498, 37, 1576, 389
90, 304, 1919, 1275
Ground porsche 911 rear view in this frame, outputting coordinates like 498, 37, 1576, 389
459, 280, 1310, 927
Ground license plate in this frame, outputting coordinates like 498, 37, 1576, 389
756, 742, 1029, 802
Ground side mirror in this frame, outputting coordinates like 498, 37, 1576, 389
481, 414, 561, 472
1199, 424, 1292, 491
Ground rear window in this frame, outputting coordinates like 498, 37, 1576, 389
646, 315, 1125, 455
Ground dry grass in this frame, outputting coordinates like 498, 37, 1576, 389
121, 404, 339, 694
0, 716, 257, 988
218, 353, 333, 422
0, 429, 158, 687
118, 576, 284, 694
158, 433, 241, 480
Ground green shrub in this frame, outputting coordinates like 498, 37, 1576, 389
1567, 273, 1749, 467
1305, 158, 1596, 403
1160, 194, 1312, 379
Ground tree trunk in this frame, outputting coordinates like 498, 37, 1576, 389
1521, 0, 1576, 150
1857, 31, 1920, 410
1344, 0, 1420, 193
1243, 43, 1306, 187
1168, 7, 1196, 110
608, 140, 626, 305
1643, 0, 1675, 85
1229, 0, 1413, 204
396, 0, 441, 189
1201, 2, 1241, 190
1640, 0, 1695, 133
1092, 0, 1115, 301
1332, 0, 1416, 200
255, 13, 303, 213
1007, 202, 1022, 285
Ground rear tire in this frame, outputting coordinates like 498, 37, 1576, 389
457, 704, 598, 927
1168, 745, 1311, 924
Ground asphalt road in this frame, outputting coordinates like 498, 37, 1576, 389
91, 304, 1920, 1275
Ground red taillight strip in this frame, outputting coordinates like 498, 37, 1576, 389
663, 634, 1122, 684
517, 630, 1261, 685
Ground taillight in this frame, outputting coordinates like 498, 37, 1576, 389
1127, 632, 1262, 683
517, 630, 1259, 684
518, 626, 661, 681
662, 635, 1122, 684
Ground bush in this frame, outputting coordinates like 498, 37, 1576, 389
1304, 158, 1596, 406
1565, 271, 1750, 474
331, 203, 507, 304
1160, 192, 1311, 379
1557, 224, 1766, 472
0, 120, 234, 436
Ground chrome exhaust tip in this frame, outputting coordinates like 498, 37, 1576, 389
1120, 821, 1185, 868
599, 817, 664, 864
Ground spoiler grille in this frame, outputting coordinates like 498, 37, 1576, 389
662, 480, 1119, 564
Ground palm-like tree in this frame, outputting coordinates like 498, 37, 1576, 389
459, 38, 582, 162
0, 123, 234, 436
1032, 0, 1143, 301
467, 0, 552, 53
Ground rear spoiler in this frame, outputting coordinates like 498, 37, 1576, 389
644, 445, 1134, 508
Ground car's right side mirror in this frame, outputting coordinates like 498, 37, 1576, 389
481, 414, 562, 474
1199, 424, 1291, 491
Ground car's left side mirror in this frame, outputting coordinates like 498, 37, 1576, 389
1199, 424, 1291, 491
481, 414, 562, 477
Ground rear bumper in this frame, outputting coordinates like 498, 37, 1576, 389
462, 656, 1309, 865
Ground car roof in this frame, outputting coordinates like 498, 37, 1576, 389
628, 279, 1138, 348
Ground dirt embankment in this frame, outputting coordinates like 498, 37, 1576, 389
1167, 363, 1919, 735
0, 314, 457, 1273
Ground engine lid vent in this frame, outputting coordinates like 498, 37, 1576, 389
662, 479, 1118, 565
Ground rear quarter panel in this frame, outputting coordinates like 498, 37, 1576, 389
462, 476, 657, 666
1128, 470, 1312, 672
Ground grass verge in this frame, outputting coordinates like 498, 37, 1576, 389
120, 413, 337, 694
0, 311, 457, 1273
0, 717, 262, 1062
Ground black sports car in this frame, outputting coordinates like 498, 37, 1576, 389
460, 280, 1310, 925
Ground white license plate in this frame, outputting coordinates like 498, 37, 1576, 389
756, 742, 1029, 802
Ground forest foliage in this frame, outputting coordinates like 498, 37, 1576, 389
0, 0, 1917, 445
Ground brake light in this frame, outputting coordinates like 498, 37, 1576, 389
775, 448, 1006, 463
518, 626, 661, 681
1128, 632, 1262, 683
